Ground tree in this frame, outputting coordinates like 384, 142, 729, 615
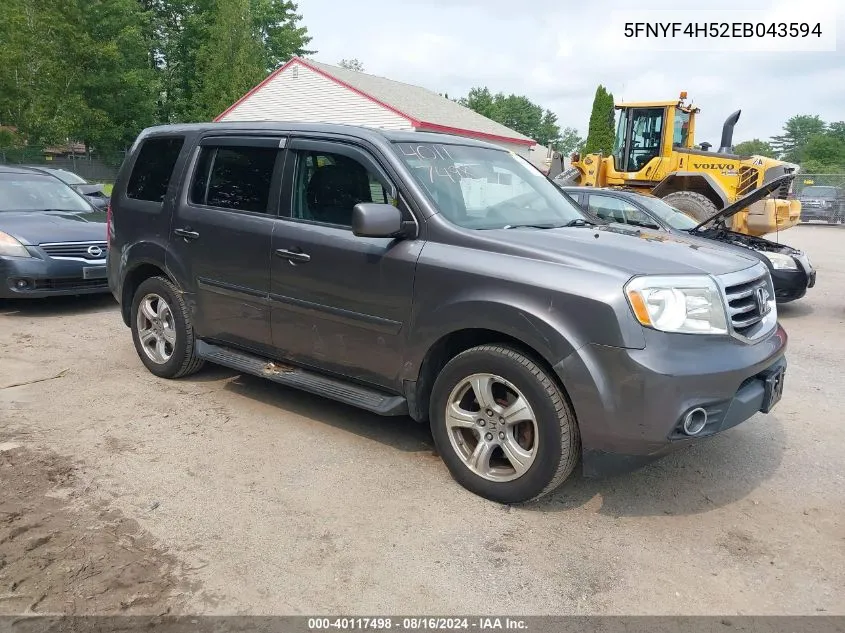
458, 87, 496, 120
338, 58, 364, 72
146, 0, 313, 123
799, 133, 845, 170
555, 127, 584, 155
457, 87, 562, 145
732, 139, 776, 158
770, 114, 825, 162
192, 0, 266, 121
583, 85, 615, 156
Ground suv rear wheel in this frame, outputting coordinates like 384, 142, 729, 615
429, 345, 579, 504
130, 276, 204, 379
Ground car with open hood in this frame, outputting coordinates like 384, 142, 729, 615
19, 164, 111, 210
0, 165, 110, 298
108, 123, 787, 504
559, 180, 815, 304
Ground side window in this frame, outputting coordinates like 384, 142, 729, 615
587, 195, 630, 223
291, 150, 391, 227
588, 195, 659, 229
189, 145, 277, 213
126, 136, 184, 202
624, 206, 660, 229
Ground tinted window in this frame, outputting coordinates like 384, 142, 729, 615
190, 146, 277, 213
126, 137, 184, 202
291, 150, 391, 227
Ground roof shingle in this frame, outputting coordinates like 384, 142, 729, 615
301, 58, 535, 145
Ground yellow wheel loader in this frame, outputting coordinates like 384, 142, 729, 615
557, 93, 801, 236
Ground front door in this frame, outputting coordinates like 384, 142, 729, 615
269, 138, 421, 390
169, 135, 285, 353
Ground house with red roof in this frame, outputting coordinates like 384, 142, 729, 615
215, 57, 536, 157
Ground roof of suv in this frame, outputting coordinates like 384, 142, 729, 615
137, 121, 507, 151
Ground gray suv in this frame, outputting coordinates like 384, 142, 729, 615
107, 123, 787, 503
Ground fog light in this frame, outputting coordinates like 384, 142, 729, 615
682, 407, 708, 436
14, 279, 29, 289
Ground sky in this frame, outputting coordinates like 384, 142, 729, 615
297, 0, 844, 147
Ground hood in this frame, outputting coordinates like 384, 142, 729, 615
0, 208, 107, 245
72, 183, 106, 196
489, 223, 759, 276
693, 174, 791, 231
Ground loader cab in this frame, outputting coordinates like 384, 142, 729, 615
612, 94, 698, 174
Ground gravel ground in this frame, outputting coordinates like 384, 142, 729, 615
0, 225, 843, 616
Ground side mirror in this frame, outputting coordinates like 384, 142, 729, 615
352, 203, 403, 238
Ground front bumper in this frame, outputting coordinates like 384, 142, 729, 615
0, 254, 110, 299
555, 324, 788, 477
771, 251, 815, 303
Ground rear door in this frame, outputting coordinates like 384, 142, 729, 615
168, 135, 285, 354
268, 137, 421, 389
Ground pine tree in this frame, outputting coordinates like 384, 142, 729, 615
583, 85, 615, 155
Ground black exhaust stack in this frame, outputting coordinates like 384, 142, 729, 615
718, 110, 741, 153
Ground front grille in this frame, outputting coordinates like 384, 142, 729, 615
737, 167, 758, 196
724, 274, 769, 337
40, 241, 108, 261
32, 278, 109, 291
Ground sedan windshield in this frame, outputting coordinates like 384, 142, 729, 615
0, 174, 91, 212
392, 142, 586, 229
636, 195, 700, 230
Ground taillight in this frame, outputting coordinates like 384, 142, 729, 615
106, 202, 113, 245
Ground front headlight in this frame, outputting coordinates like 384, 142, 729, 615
763, 252, 798, 270
625, 275, 728, 334
0, 231, 31, 258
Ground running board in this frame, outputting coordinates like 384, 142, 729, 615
195, 341, 408, 416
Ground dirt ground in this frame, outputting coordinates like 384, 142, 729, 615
0, 225, 843, 616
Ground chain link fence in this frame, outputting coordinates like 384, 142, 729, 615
0, 145, 125, 185
794, 174, 845, 224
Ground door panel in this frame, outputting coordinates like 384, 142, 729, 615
269, 139, 420, 389
169, 137, 285, 353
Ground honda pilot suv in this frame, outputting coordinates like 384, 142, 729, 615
108, 123, 788, 504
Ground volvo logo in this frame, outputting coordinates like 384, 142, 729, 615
755, 287, 771, 315
87, 245, 104, 258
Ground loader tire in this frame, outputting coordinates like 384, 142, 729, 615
554, 167, 582, 187
660, 191, 719, 223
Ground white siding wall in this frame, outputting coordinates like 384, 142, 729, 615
219, 63, 413, 130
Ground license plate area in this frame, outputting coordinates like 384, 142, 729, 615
83, 266, 107, 280
760, 366, 786, 413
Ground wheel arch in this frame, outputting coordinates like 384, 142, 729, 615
406, 326, 576, 424
652, 172, 729, 209
120, 260, 180, 326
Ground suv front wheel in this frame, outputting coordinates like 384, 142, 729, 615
429, 345, 580, 504
130, 276, 204, 379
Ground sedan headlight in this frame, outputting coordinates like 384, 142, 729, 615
762, 252, 798, 270
0, 231, 31, 258
625, 275, 728, 334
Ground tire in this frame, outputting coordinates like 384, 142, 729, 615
130, 276, 204, 379
429, 345, 580, 504
660, 191, 719, 223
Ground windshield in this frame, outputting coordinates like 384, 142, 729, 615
53, 170, 87, 185
392, 142, 585, 229
636, 195, 699, 230
801, 186, 837, 198
0, 174, 92, 212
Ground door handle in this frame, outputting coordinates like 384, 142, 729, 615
275, 248, 311, 263
174, 228, 200, 241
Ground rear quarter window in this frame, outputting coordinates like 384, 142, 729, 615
126, 136, 185, 203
